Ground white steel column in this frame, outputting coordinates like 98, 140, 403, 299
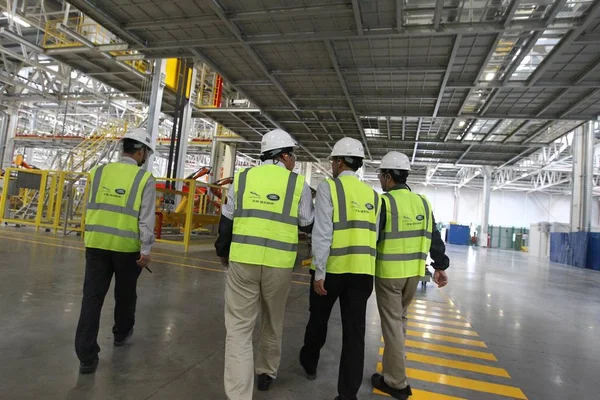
304, 162, 312, 186
479, 166, 492, 247
175, 64, 198, 180
570, 122, 594, 232
2, 110, 19, 169
208, 124, 220, 183
452, 186, 460, 223
145, 59, 166, 174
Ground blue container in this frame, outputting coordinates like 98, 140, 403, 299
550, 232, 589, 268
448, 224, 470, 245
587, 233, 600, 271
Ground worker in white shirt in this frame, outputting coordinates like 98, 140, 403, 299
215, 129, 314, 399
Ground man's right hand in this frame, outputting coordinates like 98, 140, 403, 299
433, 270, 448, 288
313, 279, 327, 296
137, 254, 151, 268
220, 256, 229, 268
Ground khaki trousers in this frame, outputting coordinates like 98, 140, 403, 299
375, 276, 420, 390
224, 261, 293, 400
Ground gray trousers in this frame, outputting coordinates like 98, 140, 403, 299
224, 261, 293, 400
375, 276, 420, 389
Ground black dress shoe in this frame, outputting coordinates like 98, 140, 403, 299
114, 328, 134, 347
79, 358, 98, 374
299, 350, 317, 380
257, 374, 273, 391
371, 373, 412, 399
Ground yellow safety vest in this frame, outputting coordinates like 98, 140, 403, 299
230, 164, 305, 268
376, 189, 433, 279
84, 162, 152, 253
314, 175, 380, 276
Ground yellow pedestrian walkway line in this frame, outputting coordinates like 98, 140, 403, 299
403, 340, 498, 361
406, 368, 527, 399
406, 330, 487, 348
374, 387, 466, 400
407, 314, 472, 328
405, 354, 510, 377
414, 299, 455, 308
407, 322, 478, 337
410, 304, 461, 314
410, 308, 464, 319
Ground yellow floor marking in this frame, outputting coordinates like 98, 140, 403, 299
409, 308, 464, 319
0, 234, 312, 286
405, 354, 510, 378
406, 368, 527, 399
406, 330, 487, 348
374, 387, 466, 400
414, 299, 454, 308
410, 304, 460, 314
408, 322, 478, 337
408, 314, 472, 328
403, 340, 497, 361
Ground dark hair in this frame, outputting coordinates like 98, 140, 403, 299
333, 156, 363, 171
123, 138, 144, 154
260, 147, 293, 162
381, 169, 409, 184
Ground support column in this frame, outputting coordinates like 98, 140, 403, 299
208, 124, 220, 184
1, 110, 19, 169
452, 186, 460, 223
214, 141, 237, 182
570, 122, 594, 232
479, 166, 492, 248
145, 59, 166, 174
175, 64, 198, 180
304, 162, 312, 186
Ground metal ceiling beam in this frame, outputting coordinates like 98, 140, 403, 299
433, 0, 444, 31
455, 144, 474, 164
500, 31, 543, 84
535, 88, 570, 116
503, 0, 520, 28
411, 118, 422, 163
559, 89, 599, 118
521, 121, 555, 144
480, 120, 503, 142
351, 0, 364, 36
142, 20, 555, 50
573, 54, 600, 84
443, 118, 459, 142
528, 0, 600, 85
271, 65, 447, 75
502, 120, 530, 144
386, 117, 391, 140
325, 40, 372, 159
433, 34, 461, 118
497, 147, 537, 168
459, 119, 476, 142
209, 0, 299, 110
396, 0, 404, 32
402, 118, 406, 141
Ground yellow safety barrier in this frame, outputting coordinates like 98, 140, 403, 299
0, 169, 89, 233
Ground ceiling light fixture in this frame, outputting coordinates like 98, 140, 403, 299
484, 72, 495, 81
458, 121, 466, 127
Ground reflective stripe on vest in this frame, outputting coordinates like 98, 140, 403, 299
376, 190, 433, 279
84, 163, 151, 252
229, 165, 305, 268
320, 175, 380, 275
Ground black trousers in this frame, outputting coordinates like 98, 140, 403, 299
301, 271, 374, 400
75, 248, 142, 363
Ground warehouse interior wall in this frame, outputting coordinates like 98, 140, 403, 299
411, 185, 572, 228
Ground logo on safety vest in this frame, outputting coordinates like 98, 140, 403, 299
365, 203, 374, 210
115, 189, 126, 195
250, 191, 261, 199
416, 215, 425, 221
267, 194, 280, 201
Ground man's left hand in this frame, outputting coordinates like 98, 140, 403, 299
313, 279, 327, 296
137, 254, 151, 268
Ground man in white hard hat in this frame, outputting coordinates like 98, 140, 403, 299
300, 137, 381, 400
75, 127, 156, 374
371, 151, 449, 399
215, 128, 314, 399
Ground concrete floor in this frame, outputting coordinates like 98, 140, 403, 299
0, 227, 599, 400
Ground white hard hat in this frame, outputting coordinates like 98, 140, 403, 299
330, 137, 365, 159
261, 129, 298, 153
122, 128, 155, 154
378, 151, 411, 171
